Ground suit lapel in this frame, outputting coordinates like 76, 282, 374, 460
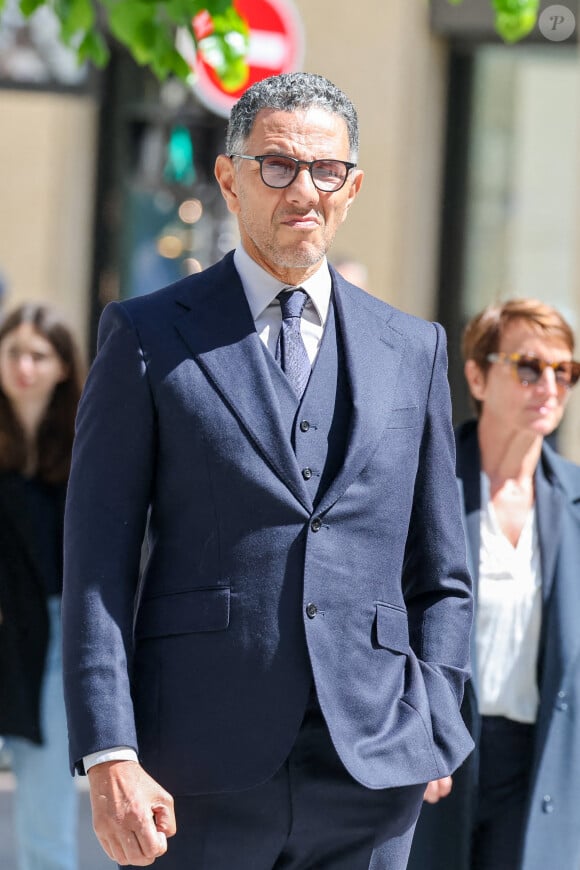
456, 422, 482, 591
535, 455, 562, 605
316, 279, 402, 515
455, 423, 482, 691
173, 257, 311, 511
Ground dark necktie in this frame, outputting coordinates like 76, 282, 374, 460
275, 288, 311, 399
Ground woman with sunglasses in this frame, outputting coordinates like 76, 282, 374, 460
0, 304, 84, 870
408, 298, 580, 870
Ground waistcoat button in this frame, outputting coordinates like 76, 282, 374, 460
542, 795, 554, 813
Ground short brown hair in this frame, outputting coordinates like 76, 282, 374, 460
462, 298, 575, 415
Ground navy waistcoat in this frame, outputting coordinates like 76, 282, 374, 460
263, 297, 352, 507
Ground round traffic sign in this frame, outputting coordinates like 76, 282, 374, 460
193, 0, 305, 117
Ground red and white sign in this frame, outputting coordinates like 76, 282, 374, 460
182, 0, 305, 117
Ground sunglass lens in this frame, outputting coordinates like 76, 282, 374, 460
516, 358, 542, 385
554, 363, 574, 386
516, 357, 579, 388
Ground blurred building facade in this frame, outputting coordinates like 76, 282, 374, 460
1, 0, 579, 454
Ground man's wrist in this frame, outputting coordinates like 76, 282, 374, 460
83, 747, 138, 771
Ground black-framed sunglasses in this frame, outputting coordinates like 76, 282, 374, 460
229, 153, 356, 192
486, 352, 580, 389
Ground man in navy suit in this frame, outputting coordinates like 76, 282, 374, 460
62, 72, 473, 869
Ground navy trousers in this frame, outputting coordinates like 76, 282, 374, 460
471, 716, 535, 870
126, 690, 425, 870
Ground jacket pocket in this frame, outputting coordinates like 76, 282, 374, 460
374, 602, 409, 653
135, 586, 230, 639
383, 407, 419, 429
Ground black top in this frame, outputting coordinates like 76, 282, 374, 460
18, 475, 65, 596
0, 471, 67, 742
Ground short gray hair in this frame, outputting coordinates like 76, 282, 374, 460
225, 72, 359, 160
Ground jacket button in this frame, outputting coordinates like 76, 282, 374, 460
311, 517, 322, 532
542, 795, 554, 813
556, 690, 568, 711
302, 467, 312, 480
300, 420, 310, 432
306, 603, 318, 618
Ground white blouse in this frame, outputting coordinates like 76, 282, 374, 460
476, 473, 542, 724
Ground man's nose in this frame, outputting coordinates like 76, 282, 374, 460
285, 166, 319, 201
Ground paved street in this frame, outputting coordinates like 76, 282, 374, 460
0, 771, 113, 870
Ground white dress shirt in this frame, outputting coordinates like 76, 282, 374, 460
476, 473, 542, 724
233, 244, 331, 364
83, 246, 332, 772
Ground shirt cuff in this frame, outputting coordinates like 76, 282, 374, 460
83, 747, 139, 771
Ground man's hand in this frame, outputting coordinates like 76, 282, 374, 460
423, 776, 453, 804
87, 760, 176, 866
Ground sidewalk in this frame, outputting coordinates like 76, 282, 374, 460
0, 771, 113, 869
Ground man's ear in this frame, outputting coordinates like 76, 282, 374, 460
464, 359, 487, 402
214, 155, 240, 215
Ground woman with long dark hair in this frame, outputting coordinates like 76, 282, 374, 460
0, 303, 84, 870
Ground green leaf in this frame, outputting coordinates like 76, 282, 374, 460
68, 0, 94, 32
197, 0, 236, 14
166, 50, 190, 80
192, 6, 249, 88
495, 10, 537, 41
19, 0, 46, 17
57, 0, 95, 42
492, 0, 539, 42
446, 0, 539, 43
149, 24, 179, 67
107, 1, 169, 63
220, 57, 249, 91
77, 29, 110, 66
130, 25, 159, 63
212, 7, 250, 40
165, 0, 206, 21
107, 0, 153, 44
492, 0, 538, 11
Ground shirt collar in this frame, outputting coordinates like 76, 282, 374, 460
233, 244, 331, 326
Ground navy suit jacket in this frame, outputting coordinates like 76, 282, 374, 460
408, 420, 580, 870
62, 253, 473, 795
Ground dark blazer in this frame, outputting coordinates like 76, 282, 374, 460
0, 473, 65, 743
62, 253, 474, 795
408, 419, 580, 870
